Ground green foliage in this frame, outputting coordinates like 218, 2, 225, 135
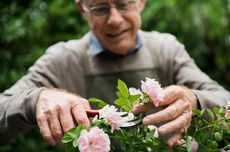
0, 0, 229, 151
115, 79, 141, 111
62, 80, 184, 152
189, 107, 230, 151
0, 0, 89, 91
62, 80, 230, 152
142, 0, 230, 90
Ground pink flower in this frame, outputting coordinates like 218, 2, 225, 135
99, 105, 121, 132
226, 101, 230, 117
78, 126, 111, 152
226, 110, 230, 117
129, 87, 143, 95
141, 77, 164, 107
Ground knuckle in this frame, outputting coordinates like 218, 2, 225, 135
52, 126, 59, 133
53, 130, 63, 138
37, 114, 46, 123
170, 85, 183, 95
179, 113, 191, 129
180, 101, 190, 112
183, 101, 190, 109
186, 112, 192, 122
168, 106, 178, 120
180, 119, 187, 127
174, 86, 184, 95
80, 98, 88, 103
51, 127, 62, 137
55, 104, 63, 113
44, 109, 52, 115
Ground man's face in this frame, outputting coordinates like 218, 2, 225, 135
82, 0, 145, 55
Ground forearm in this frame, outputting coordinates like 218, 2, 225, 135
192, 89, 229, 109
0, 87, 44, 145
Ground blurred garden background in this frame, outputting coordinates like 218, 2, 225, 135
0, 0, 229, 151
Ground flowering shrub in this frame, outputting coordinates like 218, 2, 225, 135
98, 105, 121, 133
78, 126, 111, 152
62, 78, 230, 152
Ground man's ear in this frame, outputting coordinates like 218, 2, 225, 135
139, 0, 146, 12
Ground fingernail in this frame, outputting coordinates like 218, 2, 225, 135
158, 127, 165, 136
132, 106, 138, 113
143, 117, 150, 125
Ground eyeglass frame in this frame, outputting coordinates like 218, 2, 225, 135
76, 0, 140, 18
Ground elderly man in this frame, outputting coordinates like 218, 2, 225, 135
0, 0, 229, 149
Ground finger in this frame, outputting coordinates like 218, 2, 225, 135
143, 99, 190, 125
157, 112, 192, 136
72, 103, 90, 128
132, 102, 154, 115
166, 132, 183, 147
132, 86, 184, 115
37, 114, 56, 145
59, 107, 75, 133
48, 110, 63, 144
159, 86, 184, 106
81, 99, 91, 110
76, 97, 91, 110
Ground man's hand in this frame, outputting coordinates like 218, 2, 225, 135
132, 85, 197, 147
36, 89, 90, 145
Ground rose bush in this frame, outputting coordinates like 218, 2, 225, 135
62, 78, 230, 152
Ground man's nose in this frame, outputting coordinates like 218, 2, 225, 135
106, 7, 124, 26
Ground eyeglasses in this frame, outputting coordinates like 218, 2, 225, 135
77, 0, 139, 18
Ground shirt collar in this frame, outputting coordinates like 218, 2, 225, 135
88, 31, 143, 57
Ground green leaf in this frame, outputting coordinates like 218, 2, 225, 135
206, 109, 215, 121
227, 144, 230, 149
62, 127, 78, 143
214, 132, 222, 141
213, 107, 219, 115
142, 95, 150, 104
121, 105, 132, 112
193, 109, 201, 117
117, 79, 129, 98
72, 137, 78, 148
219, 107, 226, 117
198, 120, 203, 127
62, 124, 84, 145
152, 139, 161, 146
115, 98, 127, 106
186, 136, 192, 152
200, 109, 205, 116
211, 140, 218, 148
114, 98, 132, 111
62, 134, 74, 143
203, 119, 209, 125
88, 98, 107, 108
116, 91, 124, 99
129, 94, 141, 104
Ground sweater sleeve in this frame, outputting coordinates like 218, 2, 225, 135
159, 33, 230, 109
172, 43, 230, 109
146, 31, 229, 109
0, 41, 82, 145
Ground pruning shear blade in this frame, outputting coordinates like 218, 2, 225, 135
86, 110, 142, 128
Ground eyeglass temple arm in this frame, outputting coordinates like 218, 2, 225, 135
76, 0, 85, 12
